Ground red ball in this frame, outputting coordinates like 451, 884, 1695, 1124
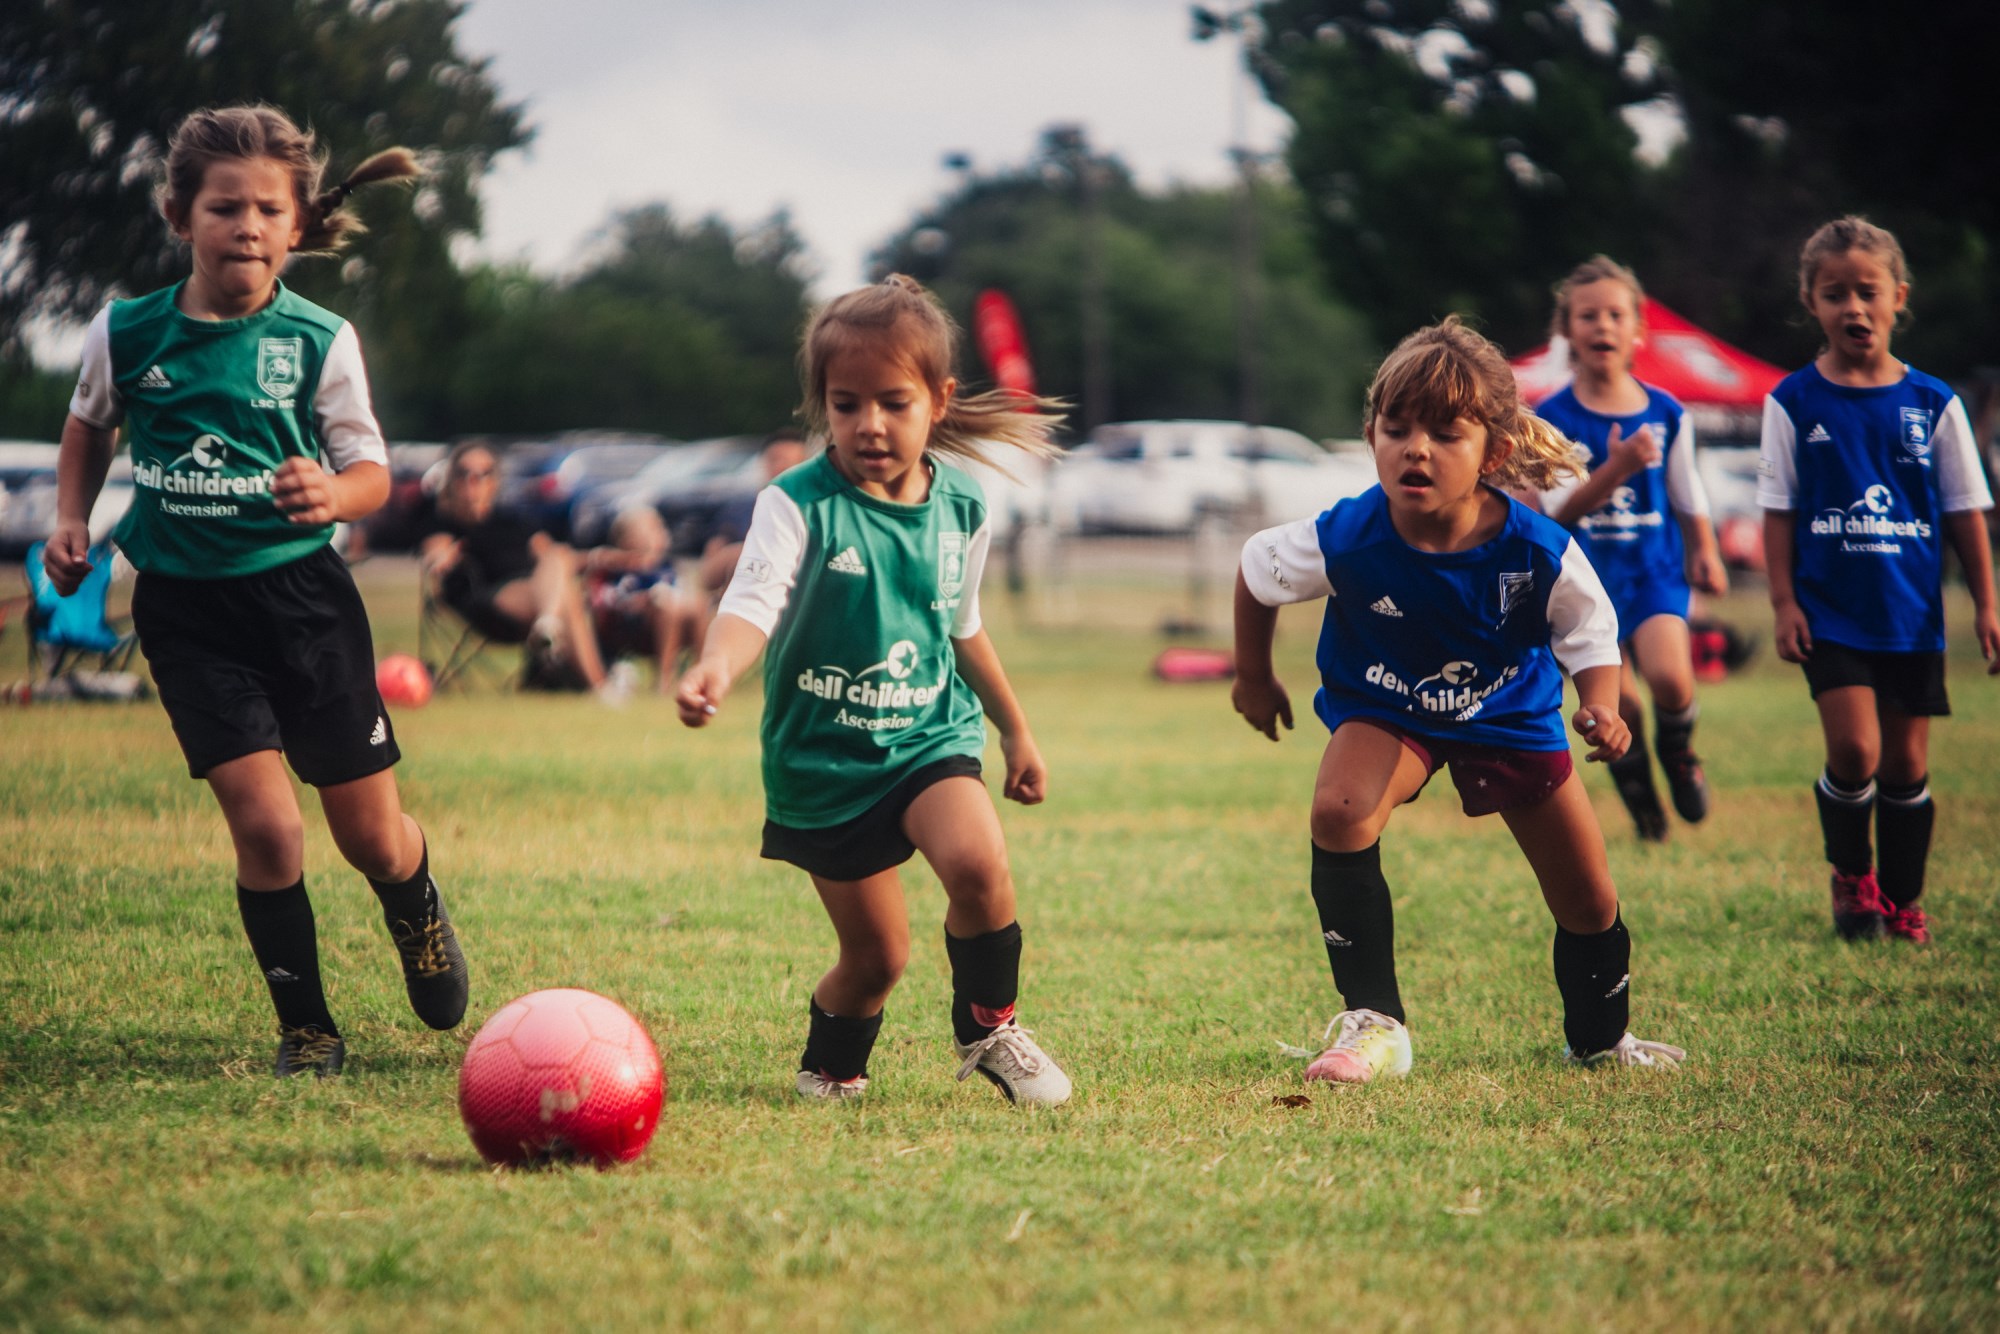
458, 989, 665, 1168
376, 653, 433, 708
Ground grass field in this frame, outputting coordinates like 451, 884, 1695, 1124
3, 558, 1998, 1331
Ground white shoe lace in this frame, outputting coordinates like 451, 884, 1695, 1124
1573, 1033, 1687, 1068
1276, 1008, 1402, 1062
955, 1021, 1047, 1082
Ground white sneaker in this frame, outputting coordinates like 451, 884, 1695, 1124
596, 660, 637, 707
1302, 1009, 1412, 1085
954, 1020, 1072, 1106
1565, 1032, 1686, 1069
795, 1069, 869, 1100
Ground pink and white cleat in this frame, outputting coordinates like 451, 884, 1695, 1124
1303, 1009, 1412, 1086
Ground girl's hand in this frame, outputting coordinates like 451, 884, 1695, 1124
1573, 703, 1629, 764
41, 520, 95, 597
1604, 423, 1661, 480
1772, 601, 1813, 663
1976, 607, 2000, 676
675, 662, 730, 727
1686, 545, 1729, 596
1000, 730, 1047, 805
1232, 672, 1293, 742
273, 457, 338, 525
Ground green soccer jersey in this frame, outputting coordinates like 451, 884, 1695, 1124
70, 281, 387, 578
719, 453, 995, 828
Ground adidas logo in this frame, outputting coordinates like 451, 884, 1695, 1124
1806, 424, 1831, 444
826, 546, 867, 575
1322, 928, 1352, 947
137, 364, 172, 390
265, 967, 297, 982
1370, 596, 1403, 618
369, 716, 387, 746
1605, 973, 1630, 999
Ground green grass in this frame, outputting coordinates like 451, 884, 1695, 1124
3, 562, 1998, 1331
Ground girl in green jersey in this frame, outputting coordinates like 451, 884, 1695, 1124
44, 106, 466, 1078
679, 277, 1074, 1105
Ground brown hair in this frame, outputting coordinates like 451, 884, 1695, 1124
799, 275, 1065, 465
1365, 317, 1586, 490
1797, 216, 1910, 323
158, 105, 420, 256
1549, 254, 1645, 348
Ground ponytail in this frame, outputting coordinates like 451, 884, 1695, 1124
298, 147, 422, 255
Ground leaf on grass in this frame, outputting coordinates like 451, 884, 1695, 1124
1443, 1187, 1484, 1217
1006, 1209, 1033, 1242
1274, 1040, 1318, 1060
1271, 1094, 1311, 1109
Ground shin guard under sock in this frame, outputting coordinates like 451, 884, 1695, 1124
1876, 777, 1935, 908
366, 835, 433, 928
237, 880, 338, 1035
1814, 768, 1876, 875
1309, 841, 1403, 1023
1553, 912, 1630, 1058
800, 998, 883, 1081
945, 921, 1022, 1045
1653, 701, 1698, 760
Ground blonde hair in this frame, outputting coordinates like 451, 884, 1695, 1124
1549, 254, 1645, 348
799, 275, 1065, 465
1798, 216, 1911, 325
1365, 317, 1586, 490
159, 105, 420, 257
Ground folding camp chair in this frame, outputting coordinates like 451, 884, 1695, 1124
22, 540, 148, 699
417, 564, 518, 692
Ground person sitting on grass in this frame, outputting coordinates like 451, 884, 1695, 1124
1232, 317, 1687, 1085
419, 440, 624, 702
587, 506, 708, 695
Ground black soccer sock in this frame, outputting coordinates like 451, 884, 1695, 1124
800, 997, 884, 1081
237, 880, 338, 1035
945, 921, 1022, 1045
366, 834, 432, 928
1553, 912, 1631, 1058
1876, 776, 1935, 908
1654, 701, 1698, 759
1309, 841, 1403, 1023
1814, 768, 1876, 875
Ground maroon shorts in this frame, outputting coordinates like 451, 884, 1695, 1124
1351, 718, 1573, 817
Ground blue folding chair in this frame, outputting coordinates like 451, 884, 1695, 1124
23, 540, 145, 694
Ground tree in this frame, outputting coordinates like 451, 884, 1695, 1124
0, 0, 528, 432
871, 131, 1376, 439
448, 205, 814, 439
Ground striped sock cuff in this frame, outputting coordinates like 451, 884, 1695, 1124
1817, 769, 1876, 806
1879, 776, 1931, 807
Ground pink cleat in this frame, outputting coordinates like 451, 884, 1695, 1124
1883, 902, 1931, 945
1830, 870, 1888, 941
1303, 1009, 1412, 1086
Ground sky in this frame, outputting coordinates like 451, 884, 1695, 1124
452, 0, 1293, 292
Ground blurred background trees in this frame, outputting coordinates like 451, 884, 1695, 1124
4, 0, 1997, 443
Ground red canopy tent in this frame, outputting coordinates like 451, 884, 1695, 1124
1511, 298, 1786, 440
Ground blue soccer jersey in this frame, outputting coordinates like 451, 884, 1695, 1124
1757, 364, 1991, 652
1536, 384, 1711, 633
1241, 487, 1621, 751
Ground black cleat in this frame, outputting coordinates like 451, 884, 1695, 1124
386, 881, 469, 1030
275, 1026, 346, 1078
1608, 754, 1669, 842
1659, 748, 1710, 823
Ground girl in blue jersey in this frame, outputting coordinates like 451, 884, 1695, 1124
1234, 319, 1686, 1083
42, 106, 468, 1078
1758, 217, 1998, 944
1536, 257, 1727, 841
677, 277, 1073, 1105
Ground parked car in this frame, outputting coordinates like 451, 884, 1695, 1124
0, 453, 135, 557
0, 441, 62, 550
1697, 443, 1767, 570
1047, 419, 1375, 534
569, 435, 763, 550
496, 433, 676, 539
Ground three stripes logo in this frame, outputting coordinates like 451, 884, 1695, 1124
137, 365, 172, 390
1369, 596, 1403, 618
826, 546, 867, 575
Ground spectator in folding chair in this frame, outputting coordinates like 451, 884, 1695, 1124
698, 428, 813, 604
417, 441, 622, 700
586, 506, 707, 696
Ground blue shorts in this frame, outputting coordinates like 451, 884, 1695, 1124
1602, 573, 1690, 642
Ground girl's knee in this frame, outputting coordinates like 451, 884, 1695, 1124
330, 818, 411, 881
842, 948, 907, 997
1310, 791, 1384, 850
230, 811, 305, 878
1824, 737, 1878, 782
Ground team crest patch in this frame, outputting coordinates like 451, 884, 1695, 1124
257, 338, 303, 398
1900, 407, 1933, 459
937, 531, 968, 599
1498, 570, 1535, 618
